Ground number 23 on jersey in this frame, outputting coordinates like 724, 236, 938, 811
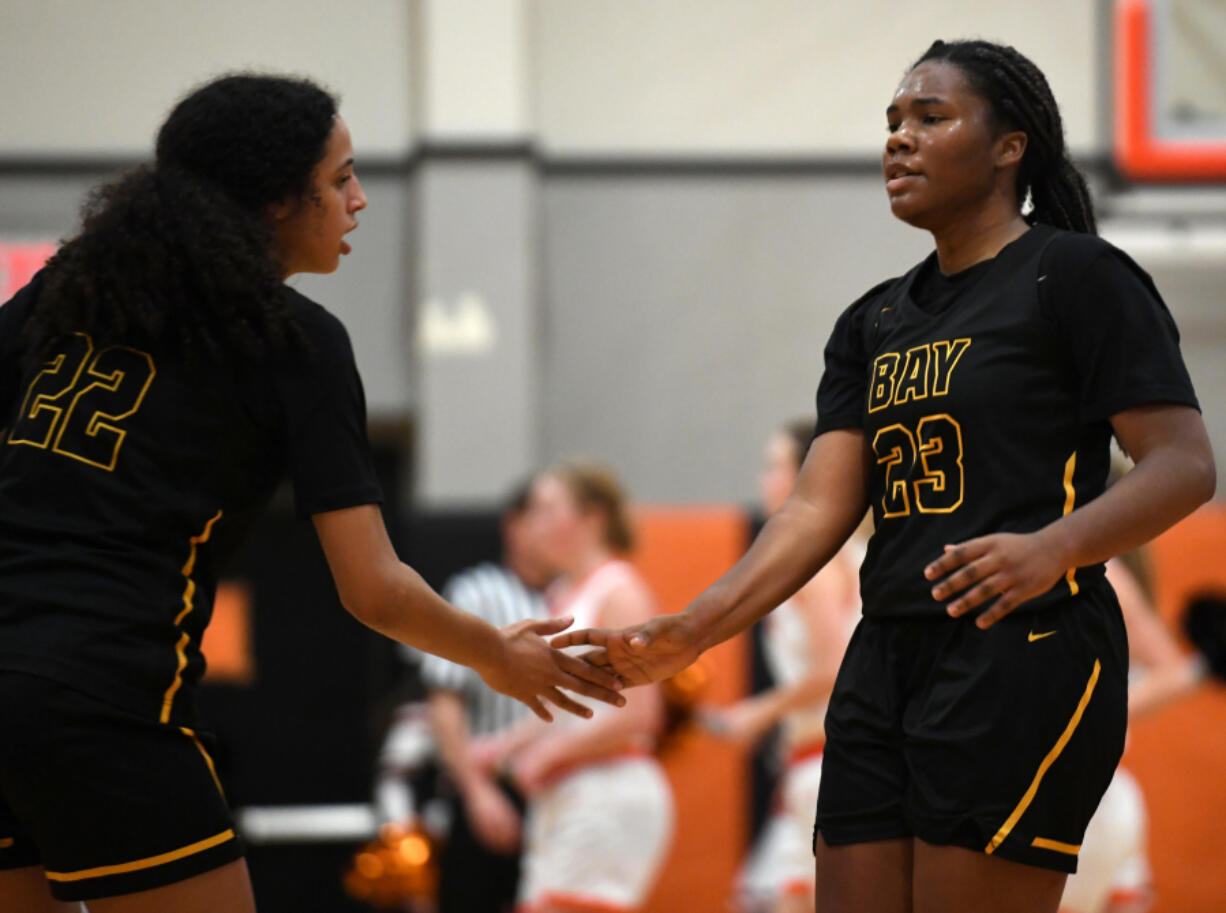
7, 332, 155, 472
867, 337, 969, 518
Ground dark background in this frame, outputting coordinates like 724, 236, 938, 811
197, 459, 773, 913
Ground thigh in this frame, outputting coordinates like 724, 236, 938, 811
0, 673, 243, 905
84, 858, 254, 913
0, 866, 79, 913
912, 840, 1065, 913
814, 835, 911, 913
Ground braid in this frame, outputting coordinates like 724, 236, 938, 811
916, 40, 1097, 235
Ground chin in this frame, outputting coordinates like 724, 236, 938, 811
888, 197, 937, 230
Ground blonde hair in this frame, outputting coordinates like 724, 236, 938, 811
549, 460, 636, 554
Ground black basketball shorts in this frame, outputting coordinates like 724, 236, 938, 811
0, 671, 243, 901
815, 586, 1128, 874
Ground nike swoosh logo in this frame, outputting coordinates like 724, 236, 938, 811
1028, 630, 1057, 642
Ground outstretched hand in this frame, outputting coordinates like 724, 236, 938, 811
479, 616, 625, 722
925, 531, 1068, 628
549, 613, 703, 687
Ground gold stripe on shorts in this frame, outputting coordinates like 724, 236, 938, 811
1031, 836, 1081, 856
985, 659, 1101, 855
44, 829, 235, 882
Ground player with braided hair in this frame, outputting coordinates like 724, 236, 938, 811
913, 40, 1097, 236
556, 39, 1214, 913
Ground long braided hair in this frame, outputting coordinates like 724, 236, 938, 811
915, 40, 1097, 235
26, 74, 338, 361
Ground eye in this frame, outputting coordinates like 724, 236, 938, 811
886, 122, 900, 133
922, 115, 945, 125
336, 173, 353, 187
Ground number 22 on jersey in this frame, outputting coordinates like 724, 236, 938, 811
7, 332, 156, 472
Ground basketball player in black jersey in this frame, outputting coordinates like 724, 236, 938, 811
555, 40, 1215, 913
0, 75, 622, 913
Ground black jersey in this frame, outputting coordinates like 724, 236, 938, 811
816, 225, 1199, 618
0, 275, 383, 725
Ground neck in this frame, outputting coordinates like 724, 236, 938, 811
929, 202, 1030, 275
566, 545, 613, 583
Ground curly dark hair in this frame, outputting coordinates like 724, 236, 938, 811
26, 73, 339, 360
915, 40, 1097, 235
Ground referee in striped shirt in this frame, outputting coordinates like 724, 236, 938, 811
420, 484, 548, 913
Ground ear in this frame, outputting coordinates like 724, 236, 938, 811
995, 130, 1028, 170
267, 197, 297, 222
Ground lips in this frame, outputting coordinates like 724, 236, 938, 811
885, 163, 923, 194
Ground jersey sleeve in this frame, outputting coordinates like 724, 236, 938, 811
1040, 236, 1199, 424
814, 290, 878, 436
278, 300, 384, 518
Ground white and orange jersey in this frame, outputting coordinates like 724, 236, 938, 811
763, 543, 862, 758
547, 558, 657, 744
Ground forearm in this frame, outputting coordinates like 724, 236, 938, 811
685, 500, 856, 652
1128, 656, 1207, 721
1044, 444, 1214, 571
682, 430, 869, 652
772, 670, 840, 718
357, 562, 504, 676
428, 691, 484, 793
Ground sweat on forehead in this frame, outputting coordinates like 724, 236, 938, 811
891, 61, 976, 108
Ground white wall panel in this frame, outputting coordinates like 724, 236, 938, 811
534, 0, 1100, 157
0, 0, 415, 158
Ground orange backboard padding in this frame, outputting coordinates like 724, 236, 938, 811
630, 506, 751, 913
200, 580, 256, 685
1114, 0, 1226, 181
1124, 504, 1226, 913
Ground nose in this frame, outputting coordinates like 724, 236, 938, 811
886, 124, 916, 157
350, 176, 368, 212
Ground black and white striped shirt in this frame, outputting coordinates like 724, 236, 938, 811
417, 563, 546, 736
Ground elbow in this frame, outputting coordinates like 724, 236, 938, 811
338, 577, 390, 631
1200, 456, 1217, 504
1189, 448, 1217, 506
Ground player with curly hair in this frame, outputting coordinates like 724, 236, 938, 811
0, 74, 622, 913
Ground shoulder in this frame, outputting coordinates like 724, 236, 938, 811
837, 274, 910, 327
598, 562, 655, 626
1, 269, 45, 323
826, 270, 920, 355
283, 286, 352, 348
1037, 229, 1153, 289
1036, 229, 1168, 326
275, 286, 364, 380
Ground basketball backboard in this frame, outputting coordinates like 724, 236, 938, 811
1114, 0, 1226, 181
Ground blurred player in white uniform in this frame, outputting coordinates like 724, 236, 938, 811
706, 421, 862, 913
476, 462, 672, 913
1059, 553, 1210, 913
